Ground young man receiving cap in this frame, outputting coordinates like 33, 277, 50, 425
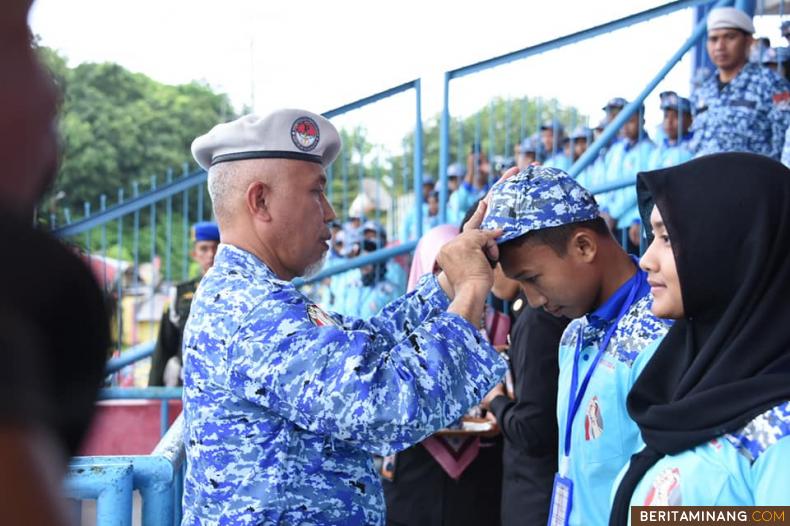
481, 166, 671, 526
691, 6, 790, 159
648, 91, 694, 170
182, 109, 507, 525
148, 221, 220, 387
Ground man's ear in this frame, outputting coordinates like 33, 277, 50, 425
569, 229, 597, 263
246, 181, 272, 222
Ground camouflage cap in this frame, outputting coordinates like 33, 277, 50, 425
480, 165, 599, 244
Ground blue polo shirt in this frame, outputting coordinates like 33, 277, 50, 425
556, 264, 671, 526
621, 400, 790, 520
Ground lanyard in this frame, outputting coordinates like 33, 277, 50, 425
561, 272, 643, 470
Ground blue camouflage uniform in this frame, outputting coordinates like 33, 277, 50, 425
623, 400, 790, 512
690, 62, 790, 159
182, 243, 507, 525
480, 166, 671, 526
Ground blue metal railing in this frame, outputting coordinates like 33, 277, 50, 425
568, 0, 733, 181
66, 391, 185, 526
438, 0, 726, 224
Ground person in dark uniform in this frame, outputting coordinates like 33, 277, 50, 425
148, 221, 219, 386
486, 295, 569, 526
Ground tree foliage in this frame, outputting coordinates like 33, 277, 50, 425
36, 45, 234, 214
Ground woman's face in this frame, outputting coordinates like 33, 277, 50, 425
640, 205, 684, 319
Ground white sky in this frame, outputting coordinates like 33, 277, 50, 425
29, 1, 787, 159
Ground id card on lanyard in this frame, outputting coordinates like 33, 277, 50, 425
547, 274, 642, 526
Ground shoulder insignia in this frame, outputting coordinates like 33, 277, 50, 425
307, 303, 340, 327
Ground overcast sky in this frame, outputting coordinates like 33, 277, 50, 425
29, 1, 786, 156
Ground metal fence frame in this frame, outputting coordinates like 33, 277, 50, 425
66, 389, 185, 526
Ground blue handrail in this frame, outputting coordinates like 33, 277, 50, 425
67, 413, 186, 526
438, 0, 722, 223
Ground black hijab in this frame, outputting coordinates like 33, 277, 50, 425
610, 152, 790, 525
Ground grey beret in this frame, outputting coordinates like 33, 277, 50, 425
707, 7, 755, 34
191, 109, 342, 170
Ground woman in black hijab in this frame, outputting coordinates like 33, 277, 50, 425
609, 152, 790, 524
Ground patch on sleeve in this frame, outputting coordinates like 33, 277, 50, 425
773, 92, 790, 107
306, 304, 340, 327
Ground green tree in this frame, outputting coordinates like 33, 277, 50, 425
36, 46, 234, 215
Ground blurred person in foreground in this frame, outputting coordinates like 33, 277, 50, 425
0, 1, 111, 524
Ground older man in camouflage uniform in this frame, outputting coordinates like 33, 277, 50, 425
181, 109, 507, 525
690, 7, 790, 159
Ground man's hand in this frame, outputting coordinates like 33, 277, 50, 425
438, 206, 501, 326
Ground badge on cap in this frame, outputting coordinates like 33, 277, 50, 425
291, 117, 320, 152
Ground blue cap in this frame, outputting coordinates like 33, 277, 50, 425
539, 120, 565, 134
602, 97, 627, 111
422, 177, 436, 186
659, 91, 692, 114
447, 162, 467, 178
362, 220, 384, 234
193, 221, 220, 242
480, 166, 599, 244
520, 137, 538, 153
569, 126, 592, 141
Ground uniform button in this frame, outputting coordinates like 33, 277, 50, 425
582, 354, 590, 361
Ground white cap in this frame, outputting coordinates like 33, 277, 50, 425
707, 7, 755, 34
191, 109, 342, 171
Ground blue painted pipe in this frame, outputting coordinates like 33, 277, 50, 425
105, 341, 156, 374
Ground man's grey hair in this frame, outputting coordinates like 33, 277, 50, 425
207, 162, 254, 226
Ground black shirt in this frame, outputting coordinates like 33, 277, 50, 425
489, 294, 569, 526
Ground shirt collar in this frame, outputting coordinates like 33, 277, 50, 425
214, 243, 291, 287
587, 256, 648, 327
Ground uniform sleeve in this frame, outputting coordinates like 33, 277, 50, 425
227, 290, 508, 456
334, 273, 451, 350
